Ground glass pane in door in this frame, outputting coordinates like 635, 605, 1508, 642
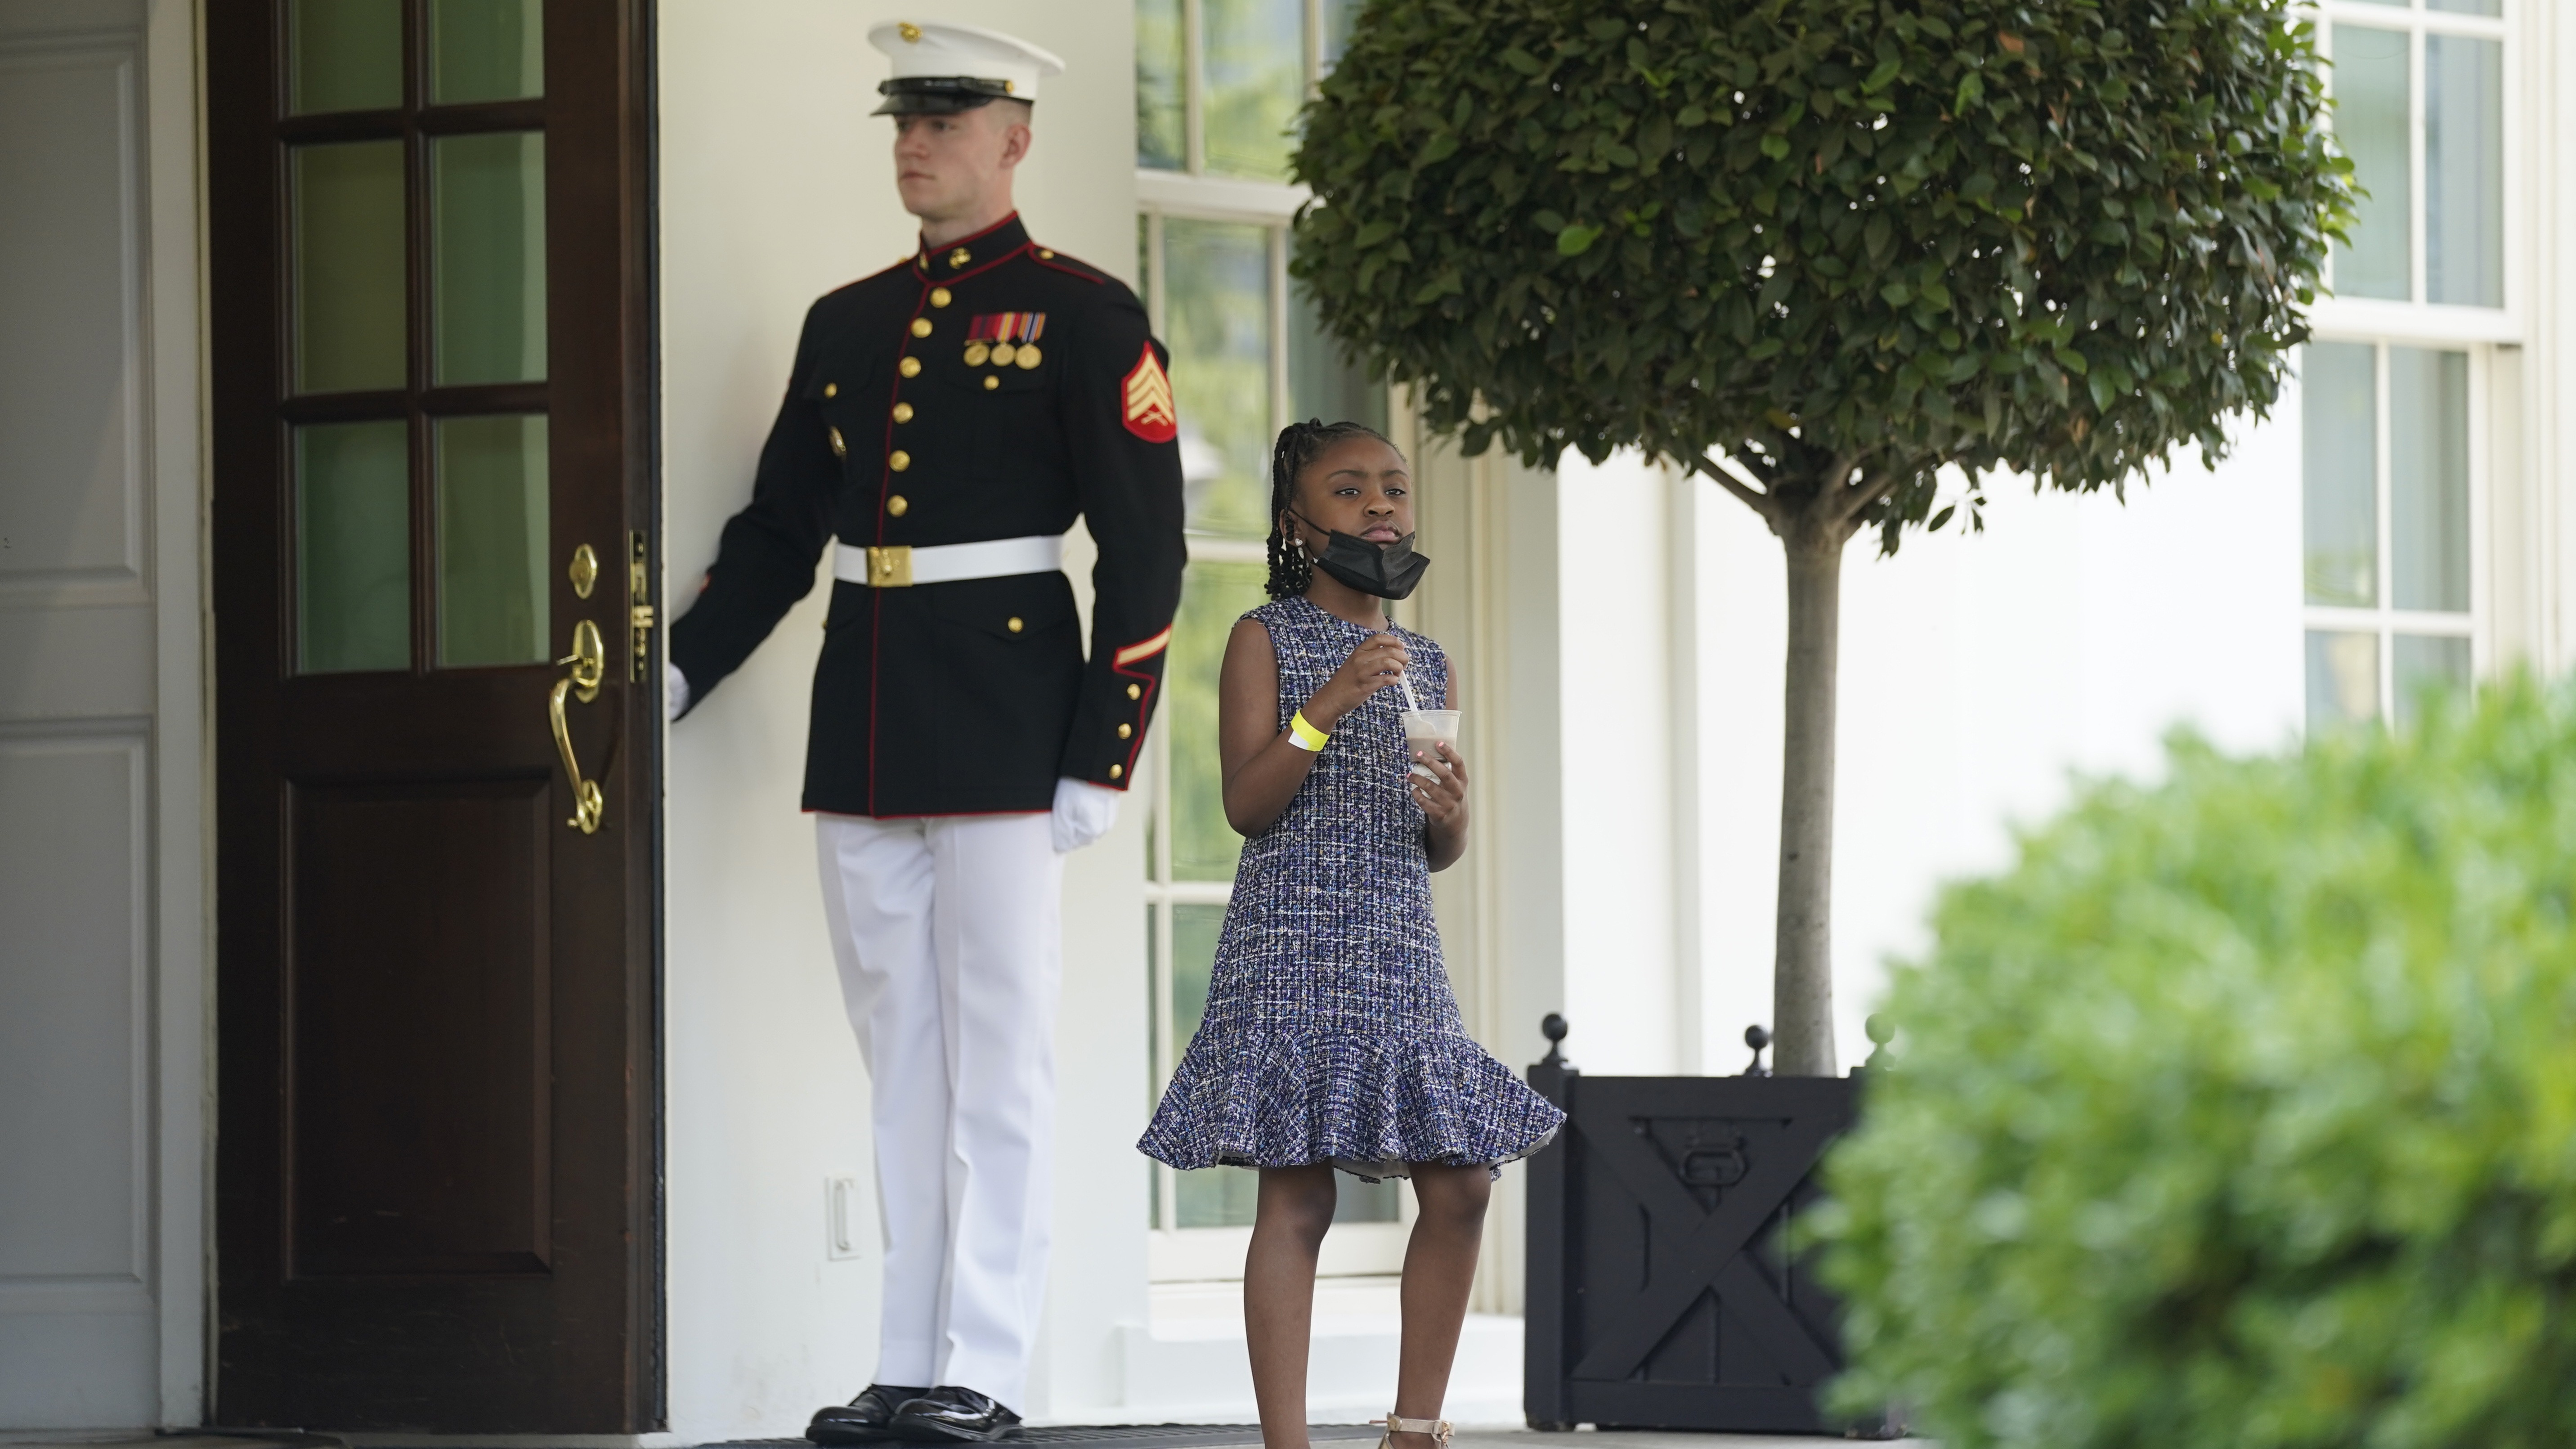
430, 0, 545, 105
2389, 348, 2469, 613
2425, 36, 2503, 308
435, 414, 550, 666
1165, 219, 1274, 540
296, 420, 411, 673
2302, 342, 2377, 608
2330, 25, 2410, 301
432, 132, 548, 385
292, 141, 407, 394
1170, 561, 1272, 881
288, 0, 401, 115
1202, 0, 1304, 180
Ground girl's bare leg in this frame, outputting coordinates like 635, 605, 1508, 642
1245, 1165, 1340, 1449
1391, 1163, 1492, 1449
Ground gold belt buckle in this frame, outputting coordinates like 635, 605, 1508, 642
867, 545, 913, 588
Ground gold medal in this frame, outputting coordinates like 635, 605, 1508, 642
1014, 344, 1043, 369
964, 342, 990, 366
991, 342, 1017, 366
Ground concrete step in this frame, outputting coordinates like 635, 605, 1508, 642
1105, 1280, 1520, 1427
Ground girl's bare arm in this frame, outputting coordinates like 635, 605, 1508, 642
1219, 619, 1410, 836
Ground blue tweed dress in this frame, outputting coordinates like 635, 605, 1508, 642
1138, 596, 1564, 1181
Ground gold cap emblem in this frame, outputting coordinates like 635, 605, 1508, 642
898, 22, 921, 42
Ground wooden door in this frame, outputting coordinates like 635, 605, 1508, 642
206, 1, 659, 1431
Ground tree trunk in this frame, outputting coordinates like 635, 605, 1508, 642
1772, 527, 1843, 1076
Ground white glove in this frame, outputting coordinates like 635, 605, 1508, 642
1051, 777, 1121, 853
665, 661, 691, 722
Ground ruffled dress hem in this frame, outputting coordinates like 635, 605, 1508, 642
1137, 1023, 1567, 1183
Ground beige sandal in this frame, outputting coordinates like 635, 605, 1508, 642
1371, 1415, 1454, 1449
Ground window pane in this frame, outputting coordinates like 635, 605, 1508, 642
2330, 25, 2410, 301
1336, 1175, 1400, 1223
2392, 634, 2470, 727
1169, 902, 1225, 1058
2389, 348, 2469, 613
1290, 239, 1388, 433
2306, 630, 2380, 731
297, 421, 411, 674
288, 0, 401, 115
2428, 0, 2501, 15
1203, 0, 1304, 181
1321, 0, 1367, 72
435, 414, 550, 667
1136, 0, 1185, 170
2425, 36, 2503, 308
2303, 342, 2377, 608
292, 141, 407, 394
1171, 561, 1274, 881
433, 131, 548, 385
430, 0, 544, 104
1169, 900, 1257, 1228
1175, 1166, 1259, 1228
1165, 219, 1275, 540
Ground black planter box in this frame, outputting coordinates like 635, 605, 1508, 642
1523, 1040, 1867, 1434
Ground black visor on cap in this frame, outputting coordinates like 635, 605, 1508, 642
874, 76, 1020, 116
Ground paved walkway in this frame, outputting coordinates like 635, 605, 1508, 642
1, 1427, 1931, 1449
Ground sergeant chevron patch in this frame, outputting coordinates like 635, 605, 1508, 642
1121, 342, 1178, 444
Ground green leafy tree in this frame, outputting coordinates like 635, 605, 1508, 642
1817, 675, 2576, 1448
1291, 0, 2348, 1073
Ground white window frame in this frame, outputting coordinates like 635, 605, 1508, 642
2298, 337, 2490, 720
2307, 0, 2519, 340
1137, 0, 1409, 1284
2298, 0, 2518, 727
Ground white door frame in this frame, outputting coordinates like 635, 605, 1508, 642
0, 0, 206, 1429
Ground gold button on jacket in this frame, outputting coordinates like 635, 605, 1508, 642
671, 213, 1184, 816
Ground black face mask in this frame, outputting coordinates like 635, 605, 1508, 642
1291, 513, 1430, 601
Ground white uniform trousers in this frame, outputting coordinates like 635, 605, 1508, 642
815, 811, 1062, 1411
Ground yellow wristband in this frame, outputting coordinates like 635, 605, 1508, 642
1286, 709, 1331, 753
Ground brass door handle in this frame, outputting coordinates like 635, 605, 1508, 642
551, 619, 607, 834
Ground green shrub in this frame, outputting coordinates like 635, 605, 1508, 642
1819, 675, 2576, 1449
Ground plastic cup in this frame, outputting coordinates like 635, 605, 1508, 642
1400, 709, 1461, 781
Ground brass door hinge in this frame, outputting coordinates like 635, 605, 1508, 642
628, 530, 654, 682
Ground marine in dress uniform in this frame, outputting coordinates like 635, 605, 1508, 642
665, 22, 1185, 1443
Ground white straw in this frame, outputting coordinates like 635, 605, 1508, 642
1393, 629, 1421, 711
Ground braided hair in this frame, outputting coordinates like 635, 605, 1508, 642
1264, 418, 1404, 599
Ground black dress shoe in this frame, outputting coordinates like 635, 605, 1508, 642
808, 1384, 931, 1445
889, 1385, 1025, 1442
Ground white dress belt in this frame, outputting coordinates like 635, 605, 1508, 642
833, 534, 1063, 588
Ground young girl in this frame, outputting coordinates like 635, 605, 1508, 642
1138, 421, 1564, 1449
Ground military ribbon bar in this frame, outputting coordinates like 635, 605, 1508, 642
967, 312, 1047, 344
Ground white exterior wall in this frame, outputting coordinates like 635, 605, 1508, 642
1693, 430, 2306, 1070
1536, 421, 2301, 1077
656, 1, 1144, 1436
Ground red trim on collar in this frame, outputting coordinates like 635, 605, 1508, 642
911, 211, 1028, 274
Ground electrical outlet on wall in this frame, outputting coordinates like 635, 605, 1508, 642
825, 1173, 865, 1261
